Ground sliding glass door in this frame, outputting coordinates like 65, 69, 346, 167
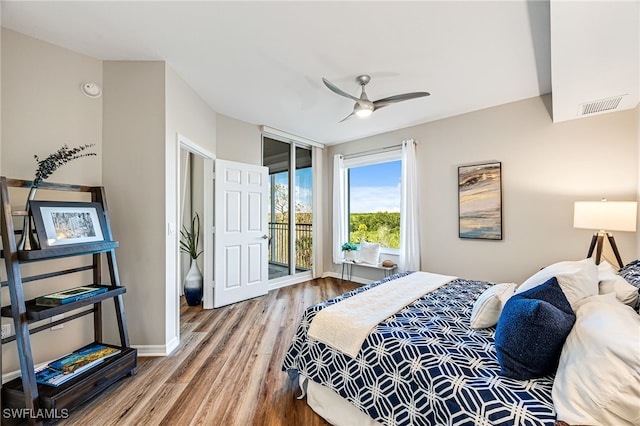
263, 137, 313, 280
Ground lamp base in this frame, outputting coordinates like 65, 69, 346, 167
586, 232, 624, 269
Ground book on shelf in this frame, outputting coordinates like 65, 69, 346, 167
35, 285, 108, 307
35, 343, 121, 387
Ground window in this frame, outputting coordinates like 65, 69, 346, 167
344, 150, 402, 251
334, 141, 419, 269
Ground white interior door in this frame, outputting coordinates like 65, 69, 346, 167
214, 159, 269, 307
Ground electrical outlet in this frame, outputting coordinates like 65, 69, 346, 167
1, 323, 12, 339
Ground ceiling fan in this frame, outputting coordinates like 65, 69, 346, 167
322, 74, 430, 122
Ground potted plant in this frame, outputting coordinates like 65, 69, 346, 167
180, 213, 203, 306
341, 242, 358, 261
19, 144, 96, 250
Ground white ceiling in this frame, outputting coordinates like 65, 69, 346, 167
1, 1, 638, 145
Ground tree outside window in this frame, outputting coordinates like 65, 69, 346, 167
347, 160, 401, 249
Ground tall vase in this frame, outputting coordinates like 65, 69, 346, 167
17, 187, 40, 251
183, 259, 203, 306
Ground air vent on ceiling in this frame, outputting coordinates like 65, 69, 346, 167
578, 95, 626, 116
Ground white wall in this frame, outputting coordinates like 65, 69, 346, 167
326, 96, 638, 284
1, 29, 103, 374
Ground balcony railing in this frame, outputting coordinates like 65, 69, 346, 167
269, 222, 312, 270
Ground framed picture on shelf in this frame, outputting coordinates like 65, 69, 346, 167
30, 201, 108, 248
458, 161, 502, 240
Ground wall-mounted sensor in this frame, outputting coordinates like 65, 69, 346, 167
81, 82, 102, 98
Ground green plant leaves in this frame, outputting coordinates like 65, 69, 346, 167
180, 213, 203, 259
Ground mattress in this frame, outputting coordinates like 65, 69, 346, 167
282, 273, 556, 426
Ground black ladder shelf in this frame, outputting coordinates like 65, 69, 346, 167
0, 177, 136, 425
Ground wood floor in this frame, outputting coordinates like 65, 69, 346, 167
58, 277, 360, 426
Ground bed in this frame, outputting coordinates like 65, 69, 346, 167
282, 259, 640, 426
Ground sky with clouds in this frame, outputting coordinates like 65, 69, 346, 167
273, 160, 401, 213
349, 161, 401, 213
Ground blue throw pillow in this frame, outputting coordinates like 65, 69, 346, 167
494, 277, 576, 380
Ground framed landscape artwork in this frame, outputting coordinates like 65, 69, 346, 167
458, 162, 502, 240
30, 201, 108, 248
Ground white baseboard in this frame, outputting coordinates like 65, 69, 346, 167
2, 339, 178, 384
2, 360, 50, 384
132, 345, 169, 357
322, 271, 374, 286
132, 335, 179, 357
2, 369, 23, 383
268, 271, 313, 291
165, 335, 180, 355
266, 269, 377, 291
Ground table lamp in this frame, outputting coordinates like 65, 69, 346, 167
573, 199, 637, 268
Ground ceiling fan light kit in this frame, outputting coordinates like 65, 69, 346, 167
355, 103, 373, 118
322, 74, 430, 122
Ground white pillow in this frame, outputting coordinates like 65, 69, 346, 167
469, 283, 516, 329
358, 241, 380, 265
597, 260, 617, 277
516, 258, 598, 310
598, 261, 639, 308
552, 293, 640, 426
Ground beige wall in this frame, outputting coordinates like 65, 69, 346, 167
326, 96, 639, 284
165, 65, 217, 348
102, 60, 167, 348
1, 29, 102, 184
1, 29, 227, 369
1, 6, 3, 380
0, 17, 3, 174
216, 114, 261, 165
637, 105, 640, 255
166, 67, 217, 155
1, 29, 103, 374
2, 26, 638, 374
102, 62, 217, 351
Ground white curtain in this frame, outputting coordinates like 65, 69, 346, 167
332, 154, 346, 264
311, 146, 323, 278
399, 139, 421, 272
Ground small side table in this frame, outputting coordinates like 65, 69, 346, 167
340, 260, 398, 281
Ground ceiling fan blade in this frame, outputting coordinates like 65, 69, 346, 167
373, 92, 430, 110
339, 111, 356, 123
322, 78, 360, 102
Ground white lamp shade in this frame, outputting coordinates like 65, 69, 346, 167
574, 201, 638, 232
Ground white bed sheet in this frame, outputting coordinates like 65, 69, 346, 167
300, 375, 381, 426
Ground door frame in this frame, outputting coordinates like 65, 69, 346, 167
177, 133, 215, 312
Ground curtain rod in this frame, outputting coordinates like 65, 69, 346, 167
342, 140, 416, 160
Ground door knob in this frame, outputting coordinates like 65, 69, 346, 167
261, 235, 269, 239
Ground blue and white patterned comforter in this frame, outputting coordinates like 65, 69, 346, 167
282, 273, 556, 426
